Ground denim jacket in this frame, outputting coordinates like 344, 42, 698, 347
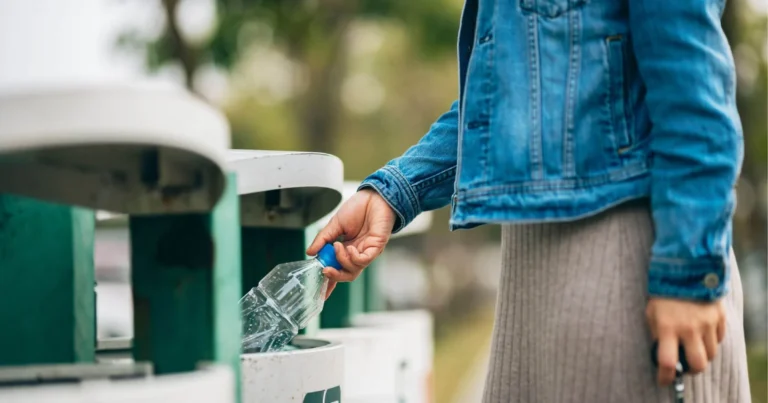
361, 0, 743, 302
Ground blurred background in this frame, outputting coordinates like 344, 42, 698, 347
0, 0, 765, 401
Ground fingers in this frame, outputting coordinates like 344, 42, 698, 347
320, 241, 380, 284
323, 265, 357, 283
306, 217, 342, 256
346, 244, 378, 268
703, 325, 718, 362
656, 334, 679, 386
717, 310, 726, 343
648, 298, 727, 386
333, 243, 370, 280
681, 333, 708, 374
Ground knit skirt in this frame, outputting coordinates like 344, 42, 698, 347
482, 201, 751, 403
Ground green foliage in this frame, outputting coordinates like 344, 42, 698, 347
129, 0, 460, 75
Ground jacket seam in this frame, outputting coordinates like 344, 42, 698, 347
527, 14, 543, 180
563, 6, 580, 177
459, 161, 647, 197
412, 166, 457, 192
650, 257, 726, 269
381, 165, 422, 217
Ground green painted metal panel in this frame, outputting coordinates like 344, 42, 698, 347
212, 173, 243, 403
130, 173, 241, 393
320, 279, 364, 328
0, 195, 95, 365
240, 228, 305, 295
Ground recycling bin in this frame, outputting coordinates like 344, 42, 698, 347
88, 148, 345, 402
352, 310, 435, 403
240, 337, 344, 403
0, 83, 238, 399
228, 149, 343, 337
228, 150, 346, 403
315, 327, 402, 402
0, 364, 234, 403
309, 182, 434, 402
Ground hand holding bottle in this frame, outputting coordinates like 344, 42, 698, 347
306, 189, 397, 298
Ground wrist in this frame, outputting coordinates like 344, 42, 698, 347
359, 167, 419, 233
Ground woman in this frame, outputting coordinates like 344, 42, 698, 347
307, 0, 751, 401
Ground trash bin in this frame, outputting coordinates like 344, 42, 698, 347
0, 83, 238, 390
229, 150, 345, 403
316, 327, 402, 403
240, 337, 344, 403
352, 310, 435, 403
309, 182, 434, 402
228, 149, 343, 337
0, 364, 235, 403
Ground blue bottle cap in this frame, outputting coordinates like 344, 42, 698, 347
317, 243, 342, 270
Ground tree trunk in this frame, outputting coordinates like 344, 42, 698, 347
294, 6, 354, 154
160, 0, 199, 91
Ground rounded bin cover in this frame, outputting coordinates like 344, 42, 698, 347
240, 337, 344, 403
0, 83, 230, 214
228, 150, 343, 229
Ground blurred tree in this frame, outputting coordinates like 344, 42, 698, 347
722, 0, 768, 259
122, 0, 458, 153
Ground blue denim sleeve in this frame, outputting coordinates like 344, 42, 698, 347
359, 101, 459, 233
629, 0, 743, 301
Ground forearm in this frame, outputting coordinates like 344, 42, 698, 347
629, 0, 743, 301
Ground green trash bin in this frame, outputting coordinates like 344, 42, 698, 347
0, 84, 240, 400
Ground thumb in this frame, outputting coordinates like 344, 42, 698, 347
307, 216, 342, 256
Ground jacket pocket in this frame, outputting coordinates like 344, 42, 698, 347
606, 35, 632, 153
520, 0, 586, 18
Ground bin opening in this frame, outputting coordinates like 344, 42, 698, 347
243, 337, 330, 354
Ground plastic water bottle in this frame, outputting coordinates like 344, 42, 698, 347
240, 243, 342, 353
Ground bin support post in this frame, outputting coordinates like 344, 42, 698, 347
130, 173, 241, 387
0, 195, 95, 365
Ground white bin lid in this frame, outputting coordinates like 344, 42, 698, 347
0, 83, 229, 214
227, 150, 343, 228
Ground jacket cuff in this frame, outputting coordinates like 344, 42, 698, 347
359, 165, 421, 234
648, 257, 729, 302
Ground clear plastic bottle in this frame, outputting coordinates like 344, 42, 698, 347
240, 243, 341, 353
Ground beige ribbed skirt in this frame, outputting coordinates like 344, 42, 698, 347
482, 202, 751, 403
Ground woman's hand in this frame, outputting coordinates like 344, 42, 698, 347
306, 189, 396, 298
646, 298, 726, 385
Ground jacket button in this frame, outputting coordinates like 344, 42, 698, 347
703, 273, 720, 289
